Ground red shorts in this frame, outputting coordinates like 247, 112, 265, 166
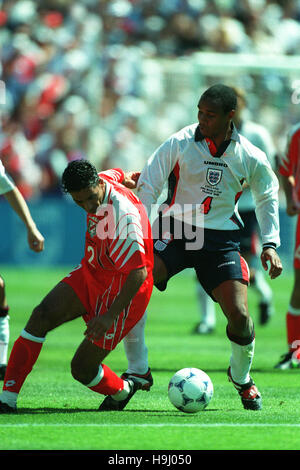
62, 264, 153, 350
294, 215, 300, 270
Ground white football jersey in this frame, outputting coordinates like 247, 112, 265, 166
137, 123, 280, 247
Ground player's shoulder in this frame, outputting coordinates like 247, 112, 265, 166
108, 182, 141, 217
170, 123, 198, 143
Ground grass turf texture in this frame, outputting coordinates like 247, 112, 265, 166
0, 266, 299, 451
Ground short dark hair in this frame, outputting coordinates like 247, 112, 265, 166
62, 159, 99, 193
200, 84, 237, 113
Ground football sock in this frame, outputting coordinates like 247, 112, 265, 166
2, 330, 45, 395
196, 283, 216, 327
251, 270, 273, 303
87, 363, 127, 399
227, 327, 255, 385
286, 307, 300, 355
0, 307, 9, 366
123, 312, 149, 375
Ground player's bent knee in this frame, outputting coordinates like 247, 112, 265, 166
70, 357, 93, 385
26, 302, 56, 336
227, 304, 250, 332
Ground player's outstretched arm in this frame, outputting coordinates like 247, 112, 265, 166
260, 247, 283, 280
4, 187, 45, 252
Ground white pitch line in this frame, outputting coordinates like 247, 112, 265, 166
1, 423, 300, 428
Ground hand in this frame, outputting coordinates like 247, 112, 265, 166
84, 314, 113, 342
122, 172, 140, 189
27, 227, 45, 252
260, 248, 283, 280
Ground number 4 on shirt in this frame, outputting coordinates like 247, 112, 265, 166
201, 196, 213, 214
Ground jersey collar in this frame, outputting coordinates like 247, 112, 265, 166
194, 122, 240, 143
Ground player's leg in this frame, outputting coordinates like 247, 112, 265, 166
122, 252, 168, 384
80, 274, 153, 411
122, 310, 153, 388
0, 275, 9, 380
193, 280, 216, 334
122, 235, 187, 384
244, 251, 274, 325
213, 279, 261, 410
71, 338, 140, 410
0, 281, 86, 412
275, 216, 300, 369
240, 210, 273, 325
275, 267, 300, 369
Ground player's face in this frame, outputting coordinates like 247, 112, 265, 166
197, 98, 234, 140
70, 182, 105, 214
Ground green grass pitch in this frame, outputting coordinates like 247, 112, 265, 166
0, 266, 300, 451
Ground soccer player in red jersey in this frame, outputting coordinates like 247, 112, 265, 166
275, 124, 300, 369
0, 160, 153, 412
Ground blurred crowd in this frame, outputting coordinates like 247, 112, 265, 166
1, 0, 300, 198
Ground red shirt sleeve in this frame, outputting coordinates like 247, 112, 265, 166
99, 169, 125, 184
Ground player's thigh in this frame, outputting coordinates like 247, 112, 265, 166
153, 253, 168, 283
25, 281, 86, 336
71, 337, 110, 384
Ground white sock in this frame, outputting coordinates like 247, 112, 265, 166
0, 315, 9, 365
230, 338, 255, 385
111, 381, 131, 401
252, 270, 273, 303
196, 283, 216, 327
123, 312, 148, 375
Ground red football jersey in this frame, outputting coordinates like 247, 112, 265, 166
82, 169, 153, 290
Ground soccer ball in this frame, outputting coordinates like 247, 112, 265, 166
168, 367, 213, 413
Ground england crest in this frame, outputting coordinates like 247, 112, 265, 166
206, 168, 223, 186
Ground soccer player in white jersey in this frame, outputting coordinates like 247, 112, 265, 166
0, 160, 153, 413
0, 160, 44, 380
274, 123, 300, 369
194, 87, 277, 334
122, 84, 282, 410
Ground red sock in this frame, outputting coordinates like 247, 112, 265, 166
286, 313, 300, 353
3, 336, 43, 393
88, 364, 124, 396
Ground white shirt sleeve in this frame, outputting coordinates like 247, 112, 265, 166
0, 160, 15, 195
248, 153, 280, 247
137, 137, 178, 216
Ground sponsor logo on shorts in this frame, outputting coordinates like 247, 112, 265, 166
217, 261, 235, 268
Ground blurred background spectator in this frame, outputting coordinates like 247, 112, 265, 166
1, 0, 300, 199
